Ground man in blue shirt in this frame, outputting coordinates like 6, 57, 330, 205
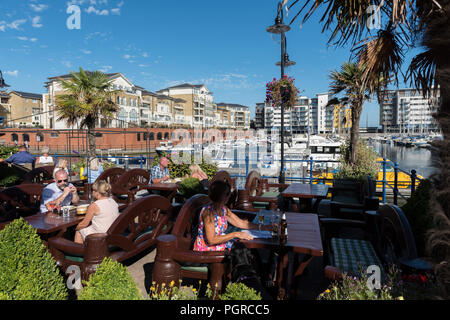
6, 145, 35, 166
40, 169, 80, 213
151, 157, 170, 184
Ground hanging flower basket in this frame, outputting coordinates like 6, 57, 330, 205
265, 75, 300, 108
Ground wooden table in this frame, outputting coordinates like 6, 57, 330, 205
281, 183, 330, 213
241, 210, 323, 299
139, 183, 179, 202
24, 211, 84, 237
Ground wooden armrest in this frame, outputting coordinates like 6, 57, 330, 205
48, 237, 85, 256
173, 250, 226, 264
330, 201, 365, 210
249, 196, 278, 203
319, 217, 367, 229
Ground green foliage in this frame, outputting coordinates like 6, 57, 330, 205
0, 218, 68, 300
0, 165, 21, 187
266, 76, 300, 108
335, 139, 379, 181
218, 282, 262, 301
78, 257, 142, 300
0, 145, 19, 160
178, 177, 206, 199
401, 179, 434, 257
153, 152, 218, 179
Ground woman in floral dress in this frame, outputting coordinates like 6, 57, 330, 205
194, 180, 271, 252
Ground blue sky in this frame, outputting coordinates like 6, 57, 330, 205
0, 0, 418, 127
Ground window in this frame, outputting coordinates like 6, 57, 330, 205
11, 133, 18, 142
143, 132, 148, 140
149, 133, 155, 140
157, 132, 162, 140
137, 133, 141, 141
164, 132, 169, 140
50, 132, 59, 138
22, 134, 30, 142
36, 133, 43, 142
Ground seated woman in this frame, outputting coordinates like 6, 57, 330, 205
189, 164, 209, 188
74, 180, 120, 244
35, 147, 54, 167
86, 158, 104, 184
53, 159, 69, 178
194, 180, 271, 252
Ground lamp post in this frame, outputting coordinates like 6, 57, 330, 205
267, 2, 293, 184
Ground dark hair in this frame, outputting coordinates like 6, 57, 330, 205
208, 180, 231, 204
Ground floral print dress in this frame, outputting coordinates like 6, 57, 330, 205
193, 203, 235, 252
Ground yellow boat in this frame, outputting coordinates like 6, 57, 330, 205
313, 158, 424, 189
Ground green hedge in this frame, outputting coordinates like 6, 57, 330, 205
178, 177, 206, 199
78, 257, 142, 300
0, 218, 68, 300
152, 152, 218, 179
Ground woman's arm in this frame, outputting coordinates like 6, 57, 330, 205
203, 212, 253, 245
226, 209, 272, 231
76, 203, 99, 230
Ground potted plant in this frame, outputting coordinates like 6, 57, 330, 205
266, 75, 300, 108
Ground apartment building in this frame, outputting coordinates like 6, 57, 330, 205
380, 88, 440, 133
0, 91, 43, 128
216, 103, 251, 130
254, 103, 265, 129
215, 104, 232, 129
42, 72, 189, 130
325, 104, 352, 134
157, 83, 215, 128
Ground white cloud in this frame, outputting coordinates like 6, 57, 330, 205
7, 19, 27, 30
30, 3, 49, 12
62, 61, 72, 68
86, 6, 109, 15
100, 66, 113, 72
5, 70, 19, 77
32, 16, 43, 28
142, 52, 149, 58
123, 54, 133, 59
81, 49, 92, 54
17, 36, 38, 42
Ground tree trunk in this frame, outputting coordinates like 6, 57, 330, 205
349, 103, 362, 165
87, 125, 96, 160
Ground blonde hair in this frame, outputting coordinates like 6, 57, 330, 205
189, 164, 205, 176
92, 180, 111, 197
56, 159, 67, 168
42, 146, 50, 154
89, 158, 100, 171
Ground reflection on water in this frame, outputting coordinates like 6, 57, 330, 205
370, 141, 440, 178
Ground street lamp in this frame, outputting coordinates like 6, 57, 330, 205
267, 1, 292, 184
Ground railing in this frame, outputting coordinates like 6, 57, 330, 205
50, 152, 422, 205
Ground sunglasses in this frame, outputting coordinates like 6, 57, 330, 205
57, 179, 69, 183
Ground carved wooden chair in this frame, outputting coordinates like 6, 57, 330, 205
209, 170, 237, 208
80, 167, 125, 200
0, 183, 45, 222
111, 168, 150, 206
235, 171, 287, 212
20, 166, 54, 185
153, 194, 228, 293
48, 195, 175, 280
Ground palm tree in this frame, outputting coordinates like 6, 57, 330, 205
328, 62, 376, 164
55, 68, 119, 159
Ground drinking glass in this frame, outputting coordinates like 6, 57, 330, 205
258, 214, 265, 230
62, 207, 70, 219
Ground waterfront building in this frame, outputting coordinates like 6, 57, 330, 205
380, 88, 441, 134
157, 83, 215, 128
254, 103, 265, 129
0, 91, 43, 128
325, 104, 352, 135
216, 103, 251, 130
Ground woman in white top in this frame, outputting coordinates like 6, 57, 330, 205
75, 180, 120, 244
35, 147, 54, 166
53, 159, 69, 178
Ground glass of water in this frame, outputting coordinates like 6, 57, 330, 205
62, 206, 71, 219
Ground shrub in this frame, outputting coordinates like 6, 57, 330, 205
217, 283, 262, 300
0, 146, 19, 160
78, 257, 142, 300
335, 139, 379, 181
0, 218, 68, 300
401, 179, 434, 257
178, 178, 206, 199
